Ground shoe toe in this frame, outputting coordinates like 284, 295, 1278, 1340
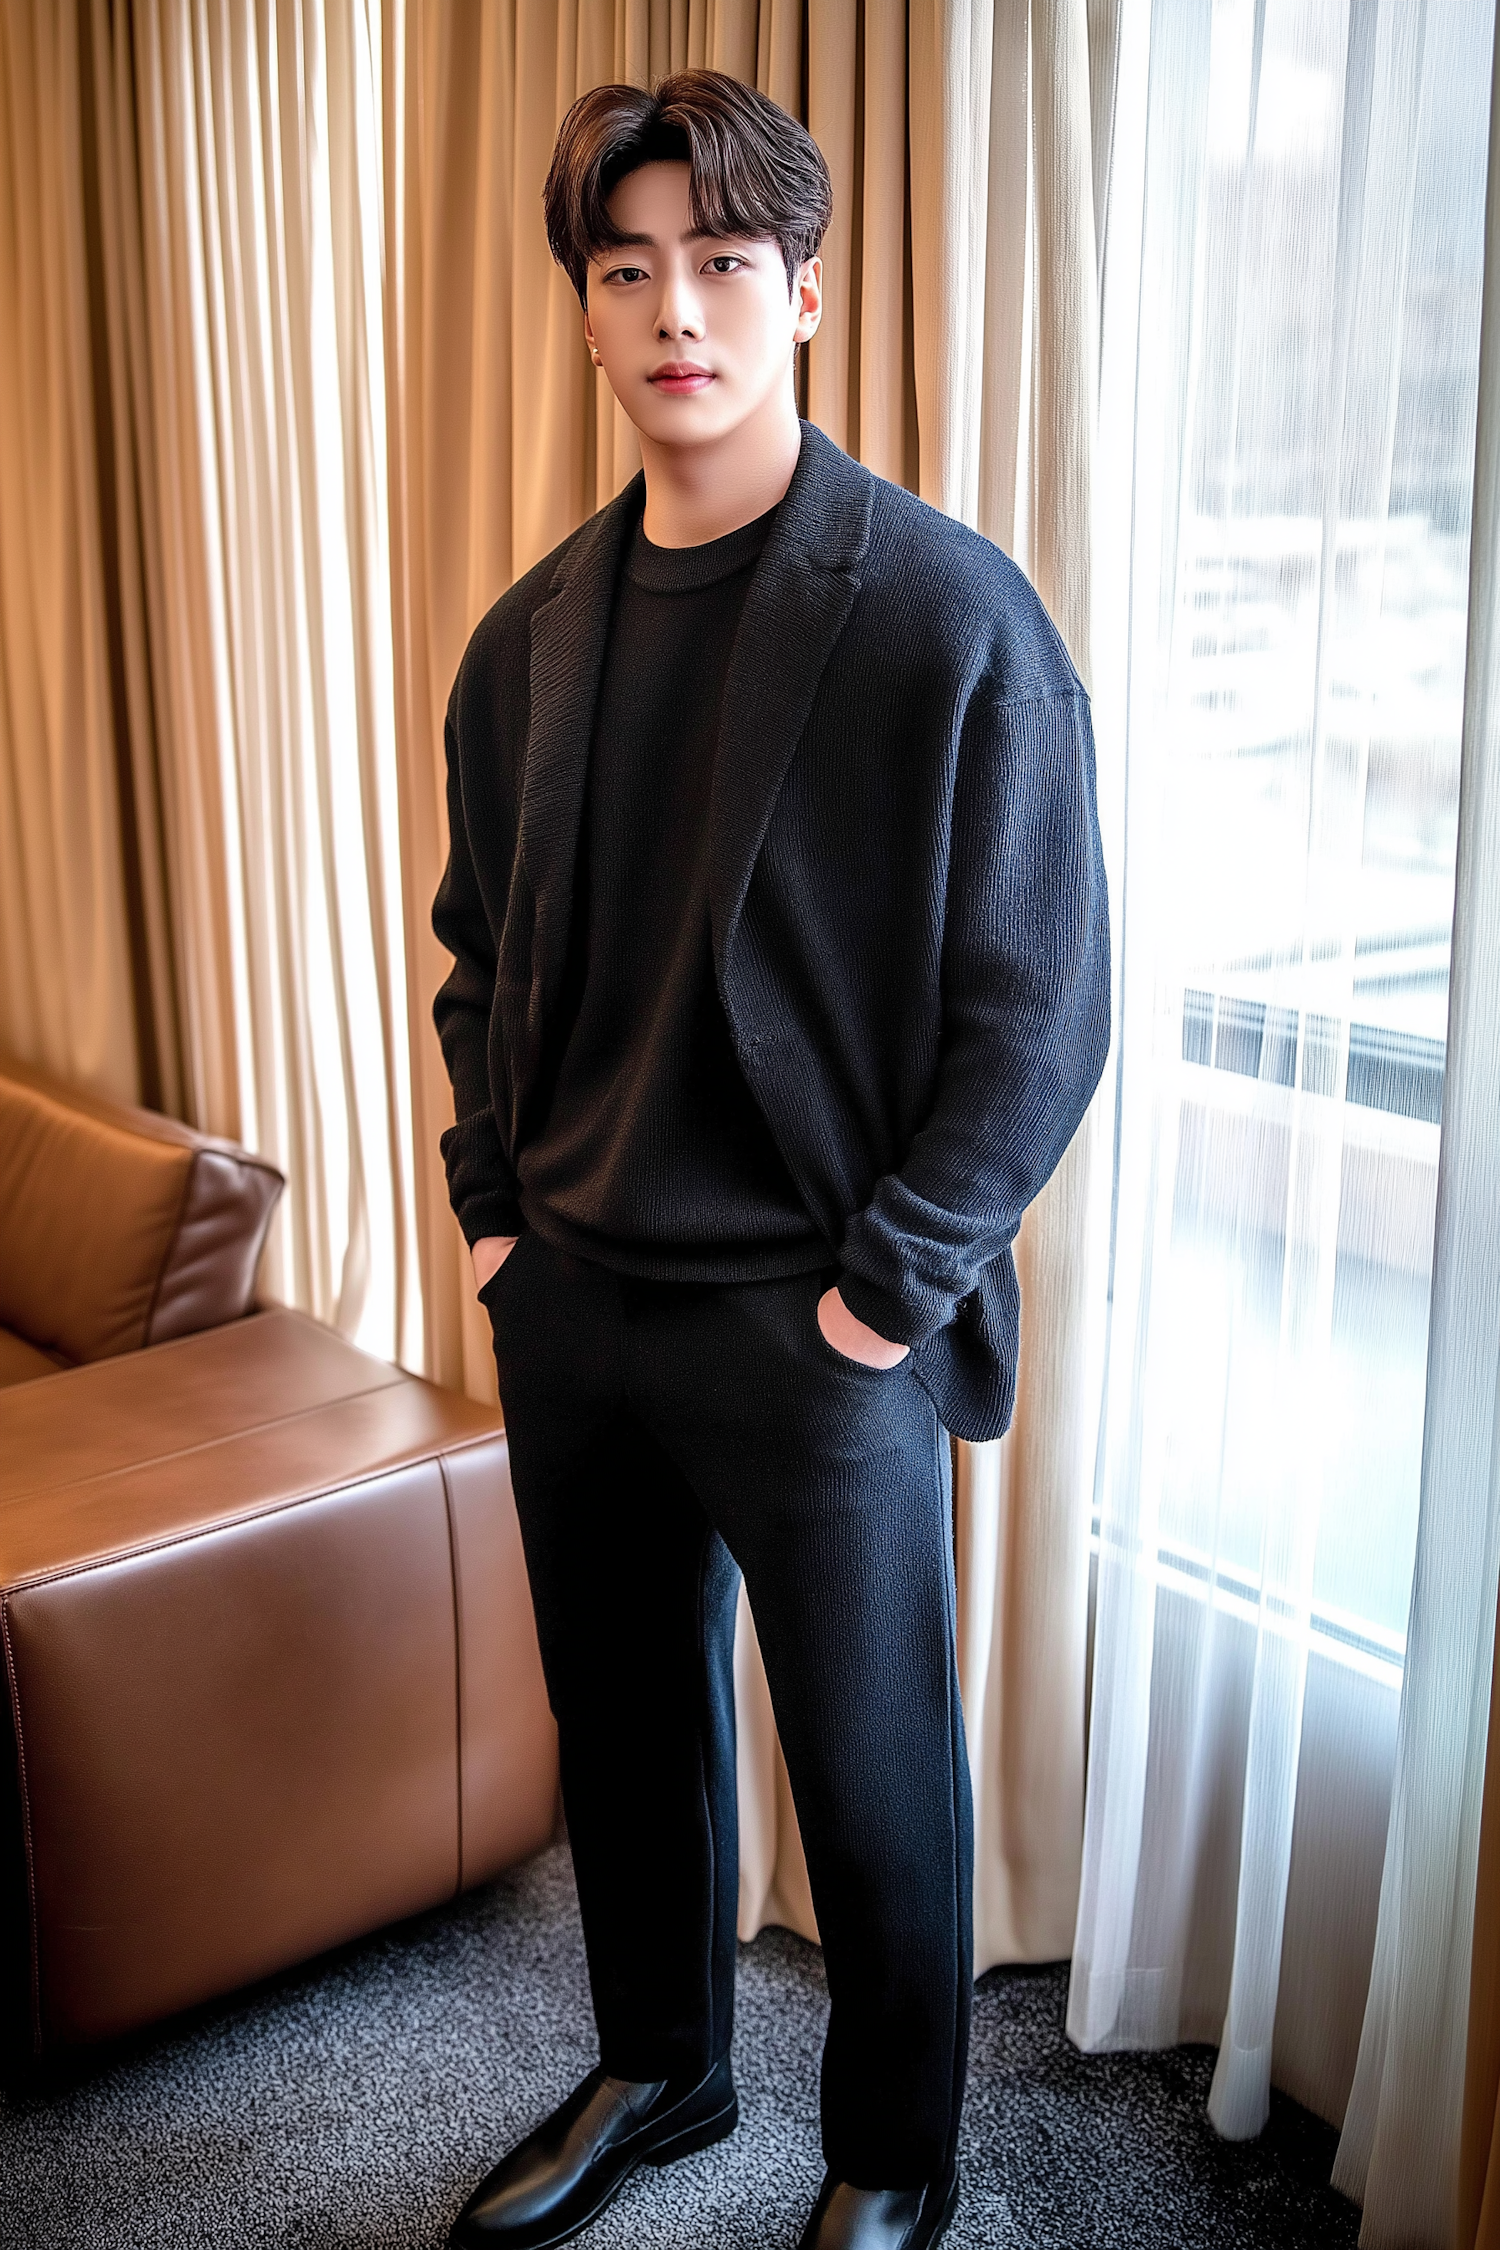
797, 2167, 958, 2250
448, 2144, 587, 2247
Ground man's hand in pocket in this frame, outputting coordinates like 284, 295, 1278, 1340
817, 1286, 909, 1369
472, 1235, 519, 1293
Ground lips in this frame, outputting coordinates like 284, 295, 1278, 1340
648, 362, 715, 394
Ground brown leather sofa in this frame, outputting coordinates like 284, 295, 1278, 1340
0, 1056, 557, 2066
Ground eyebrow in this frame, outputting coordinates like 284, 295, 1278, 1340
595, 226, 760, 257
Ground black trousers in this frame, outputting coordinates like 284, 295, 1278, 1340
483, 1233, 973, 2188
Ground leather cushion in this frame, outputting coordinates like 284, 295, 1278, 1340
0, 1058, 283, 1363
0, 1310, 398, 1515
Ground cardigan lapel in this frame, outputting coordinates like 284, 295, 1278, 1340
511, 428, 873, 1087
515, 473, 644, 1055
708, 424, 874, 991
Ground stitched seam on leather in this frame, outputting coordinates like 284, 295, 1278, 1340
0, 1368, 409, 1508
2, 1449, 483, 1596
141, 1155, 199, 1348
8, 1307, 270, 1380
438, 1454, 465, 1898
1, 1599, 44, 2056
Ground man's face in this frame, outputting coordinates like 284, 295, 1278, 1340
583, 160, 821, 451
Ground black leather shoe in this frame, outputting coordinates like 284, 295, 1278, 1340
447, 2054, 737, 2247
796, 2165, 959, 2250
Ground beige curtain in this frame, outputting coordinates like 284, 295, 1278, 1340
0, 3, 143, 1104
0, 0, 423, 1365
921, 0, 1106, 1970
383, 0, 1105, 1967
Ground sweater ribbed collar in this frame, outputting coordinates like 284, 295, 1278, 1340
625, 503, 779, 595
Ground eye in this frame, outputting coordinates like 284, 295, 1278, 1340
704, 254, 746, 275
604, 264, 648, 285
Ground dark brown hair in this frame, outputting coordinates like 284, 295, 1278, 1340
543, 71, 832, 308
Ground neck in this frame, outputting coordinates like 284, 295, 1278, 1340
637, 386, 802, 548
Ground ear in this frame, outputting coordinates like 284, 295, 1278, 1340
793, 256, 822, 346
582, 305, 601, 368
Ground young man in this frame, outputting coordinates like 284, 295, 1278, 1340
434, 71, 1108, 2250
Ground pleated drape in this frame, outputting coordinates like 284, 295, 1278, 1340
945, 0, 1108, 1973
117, 0, 420, 1358
0, 2, 142, 1103
0, 0, 422, 1364
381, 0, 1106, 1965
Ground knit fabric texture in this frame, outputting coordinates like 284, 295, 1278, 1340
433, 424, 1111, 1440
517, 505, 825, 1284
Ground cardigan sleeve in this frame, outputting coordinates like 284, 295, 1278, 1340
836, 681, 1111, 1348
432, 697, 525, 1245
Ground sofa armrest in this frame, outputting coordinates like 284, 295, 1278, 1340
0, 1311, 557, 2057
0, 1054, 283, 1363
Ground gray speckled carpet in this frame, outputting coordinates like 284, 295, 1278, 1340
0, 1845, 1360, 2249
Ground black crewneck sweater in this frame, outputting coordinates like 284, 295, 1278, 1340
516, 507, 825, 1282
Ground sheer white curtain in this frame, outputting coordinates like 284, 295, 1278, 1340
1071, 0, 1493, 2149
1332, 11, 1500, 2236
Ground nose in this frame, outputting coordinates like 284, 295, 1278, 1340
654, 260, 705, 342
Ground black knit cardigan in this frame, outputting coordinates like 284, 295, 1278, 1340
433, 422, 1111, 1442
